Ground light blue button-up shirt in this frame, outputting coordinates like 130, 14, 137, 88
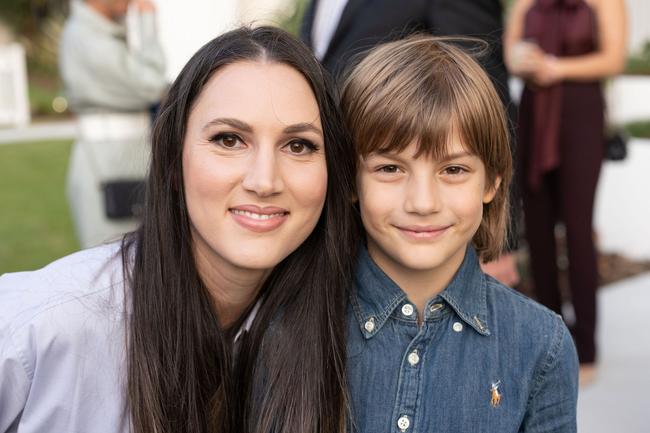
0, 243, 259, 433
0, 244, 130, 433
347, 245, 579, 433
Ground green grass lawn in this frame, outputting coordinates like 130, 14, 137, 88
0, 139, 79, 274
624, 120, 650, 139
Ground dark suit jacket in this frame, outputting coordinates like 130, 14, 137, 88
300, 0, 511, 108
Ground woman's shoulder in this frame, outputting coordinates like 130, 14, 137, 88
0, 243, 131, 432
0, 242, 128, 336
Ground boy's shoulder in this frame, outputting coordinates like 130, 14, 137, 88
483, 274, 567, 340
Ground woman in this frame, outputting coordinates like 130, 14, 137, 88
504, 0, 627, 382
0, 27, 356, 433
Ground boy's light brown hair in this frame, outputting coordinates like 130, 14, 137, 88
340, 35, 512, 262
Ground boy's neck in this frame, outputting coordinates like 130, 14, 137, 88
367, 242, 468, 320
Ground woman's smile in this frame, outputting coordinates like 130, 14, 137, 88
229, 205, 289, 232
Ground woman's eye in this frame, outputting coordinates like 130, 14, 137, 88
284, 139, 318, 155
377, 165, 400, 173
211, 133, 244, 149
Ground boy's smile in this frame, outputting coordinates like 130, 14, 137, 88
357, 136, 500, 309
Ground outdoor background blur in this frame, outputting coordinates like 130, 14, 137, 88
1, 0, 649, 430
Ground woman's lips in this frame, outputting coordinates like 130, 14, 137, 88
394, 224, 451, 240
229, 205, 289, 233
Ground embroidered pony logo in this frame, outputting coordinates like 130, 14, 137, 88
490, 380, 502, 407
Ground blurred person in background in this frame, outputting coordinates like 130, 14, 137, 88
504, 0, 627, 383
301, 0, 521, 287
60, 0, 167, 248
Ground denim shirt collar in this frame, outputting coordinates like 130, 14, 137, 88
351, 244, 491, 338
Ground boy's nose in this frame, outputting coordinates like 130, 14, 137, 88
404, 176, 441, 215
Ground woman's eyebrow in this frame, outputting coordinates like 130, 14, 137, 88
283, 122, 323, 137
202, 118, 253, 132
202, 119, 322, 137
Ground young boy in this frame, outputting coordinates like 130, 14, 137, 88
341, 36, 578, 433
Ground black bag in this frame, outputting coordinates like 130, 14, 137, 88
102, 180, 145, 220
604, 131, 628, 161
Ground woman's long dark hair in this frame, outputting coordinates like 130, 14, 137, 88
121, 26, 357, 433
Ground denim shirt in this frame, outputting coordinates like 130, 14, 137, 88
346, 246, 578, 433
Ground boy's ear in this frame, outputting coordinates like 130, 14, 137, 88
483, 175, 502, 204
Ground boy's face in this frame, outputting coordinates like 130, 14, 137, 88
357, 135, 500, 280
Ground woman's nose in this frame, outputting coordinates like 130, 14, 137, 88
241, 145, 285, 197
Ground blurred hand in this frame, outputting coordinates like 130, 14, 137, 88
531, 55, 563, 87
481, 253, 520, 287
133, 0, 156, 13
508, 41, 545, 77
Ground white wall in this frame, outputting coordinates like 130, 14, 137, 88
156, 0, 239, 81
628, 0, 650, 53
155, 0, 295, 82
0, 43, 30, 127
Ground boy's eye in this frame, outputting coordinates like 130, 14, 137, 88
377, 164, 401, 173
443, 165, 468, 175
283, 139, 319, 155
210, 133, 244, 149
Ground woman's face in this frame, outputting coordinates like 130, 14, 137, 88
182, 61, 327, 276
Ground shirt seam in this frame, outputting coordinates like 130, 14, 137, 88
525, 313, 564, 407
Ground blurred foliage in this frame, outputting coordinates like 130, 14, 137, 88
0, 0, 67, 118
0, 139, 78, 274
623, 120, 650, 139
0, 0, 67, 36
625, 41, 650, 75
278, 0, 308, 36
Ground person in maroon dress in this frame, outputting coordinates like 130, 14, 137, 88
504, 0, 627, 384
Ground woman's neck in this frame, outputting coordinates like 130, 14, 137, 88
193, 243, 269, 328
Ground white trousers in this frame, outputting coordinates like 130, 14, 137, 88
66, 113, 151, 248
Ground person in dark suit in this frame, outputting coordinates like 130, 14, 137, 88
301, 0, 510, 108
301, 0, 521, 286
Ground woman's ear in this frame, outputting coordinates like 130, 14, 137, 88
483, 175, 502, 204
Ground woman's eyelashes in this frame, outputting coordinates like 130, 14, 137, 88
210, 132, 245, 149
208, 133, 319, 155
282, 139, 320, 155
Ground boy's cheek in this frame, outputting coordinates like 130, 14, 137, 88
358, 181, 399, 223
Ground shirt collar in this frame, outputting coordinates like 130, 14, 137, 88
351, 244, 490, 338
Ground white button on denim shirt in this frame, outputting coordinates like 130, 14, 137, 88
346, 245, 579, 433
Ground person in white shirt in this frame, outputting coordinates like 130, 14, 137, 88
0, 26, 356, 433
60, 0, 168, 249
60, 0, 166, 112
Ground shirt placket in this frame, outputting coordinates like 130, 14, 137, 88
390, 302, 429, 433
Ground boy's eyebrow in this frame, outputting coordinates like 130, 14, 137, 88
439, 151, 473, 162
368, 150, 473, 162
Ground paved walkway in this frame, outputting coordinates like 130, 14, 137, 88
0, 120, 76, 145
577, 272, 650, 432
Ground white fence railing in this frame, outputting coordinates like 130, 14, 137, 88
0, 43, 30, 128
